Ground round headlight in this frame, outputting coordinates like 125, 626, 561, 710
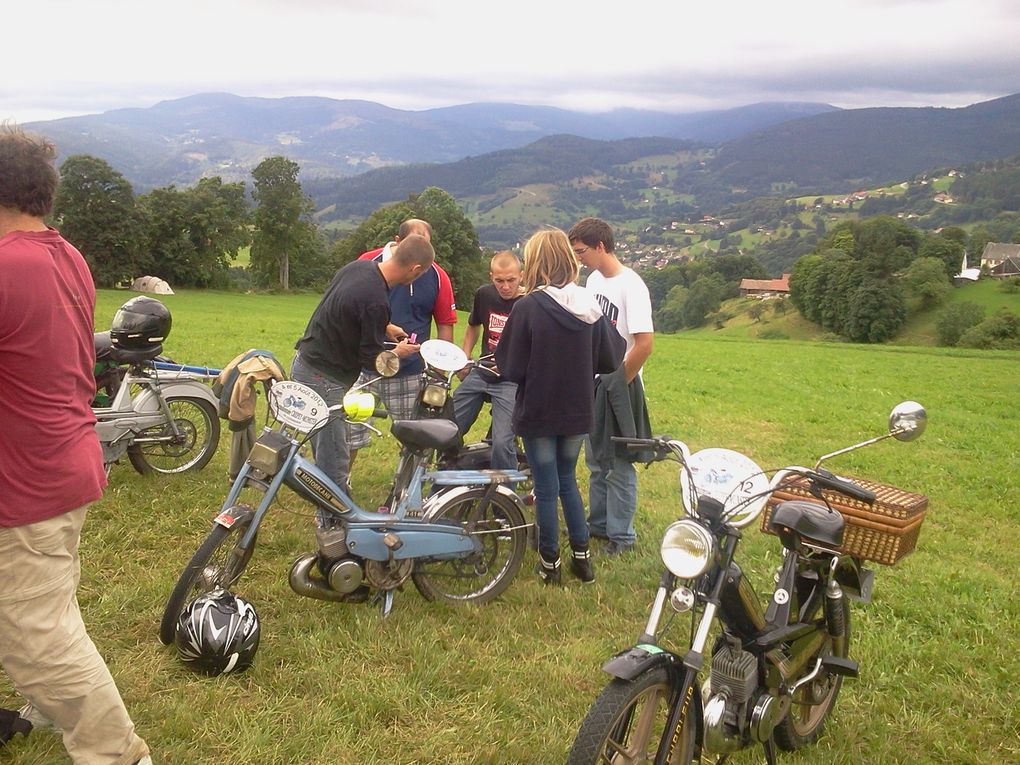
422, 384, 448, 407
660, 520, 715, 579
342, 392, 375, 423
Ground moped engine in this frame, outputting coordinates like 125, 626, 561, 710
289, 526, 367, 601
703, 644, 758, 753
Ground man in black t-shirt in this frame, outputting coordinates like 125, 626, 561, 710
292, 235, 434, 496
451, 251, 523, 470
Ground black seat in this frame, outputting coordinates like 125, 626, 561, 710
391, 418, 462, 452
768, 500, 845, 550
94, 331, 114, 361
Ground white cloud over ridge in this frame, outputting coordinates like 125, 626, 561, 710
6, 0, 1020, 122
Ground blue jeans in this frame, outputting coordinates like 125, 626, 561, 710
291, 353, 351, 495
452, 371, 519, 470
586, 439, 638, 546
522, 434, 588, 560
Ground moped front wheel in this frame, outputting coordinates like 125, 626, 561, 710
158, 506, 256, 645
411, 488, 526, 605
128, 396, 220, 475
568, 667, 698, 765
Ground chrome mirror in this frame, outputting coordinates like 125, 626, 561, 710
375, 351, 401, 378
889, 401, 926, 442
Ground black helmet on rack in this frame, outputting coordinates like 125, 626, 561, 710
175, 589, 260, 676
109, 296, 172, 354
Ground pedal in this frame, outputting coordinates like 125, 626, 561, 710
821, 656, 859, 678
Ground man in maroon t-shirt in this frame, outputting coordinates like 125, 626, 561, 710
0, 126, 150, 764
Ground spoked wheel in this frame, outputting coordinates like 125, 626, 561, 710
774, 598, 851, 750
129, 396, 220, 475
567, 667, 697, 765
158, 506, 256, 645
411, 488, 526, 605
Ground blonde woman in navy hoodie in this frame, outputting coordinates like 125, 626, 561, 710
495, 228, 625, 585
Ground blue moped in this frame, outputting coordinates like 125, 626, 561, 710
158, 358, 531, 644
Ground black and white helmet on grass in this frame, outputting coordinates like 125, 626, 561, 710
175, 589, 260, 676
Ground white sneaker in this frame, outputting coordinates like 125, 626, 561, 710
134, 756, 153, 765
17, 703, 58, 731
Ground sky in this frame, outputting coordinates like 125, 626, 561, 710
6, 0, 1020, 123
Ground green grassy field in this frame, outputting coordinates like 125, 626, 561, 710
3, 290, 1018, 764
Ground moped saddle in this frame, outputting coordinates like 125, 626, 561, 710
768, 499, 845, 550
391, 418, 462, 452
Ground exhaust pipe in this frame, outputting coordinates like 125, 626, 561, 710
289, 554, 354, 602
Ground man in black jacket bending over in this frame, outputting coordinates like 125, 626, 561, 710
291, 234, 435, 501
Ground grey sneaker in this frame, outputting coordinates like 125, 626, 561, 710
603, 541, 635, 556
18, 703, 57, 732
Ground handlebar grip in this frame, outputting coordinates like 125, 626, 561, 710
814, 470, 876, 504
611, 436, 654, 447
373, 408, 389, 419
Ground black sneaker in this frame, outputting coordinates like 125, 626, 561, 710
570, 545, 595, 583
536, 555, 561, 585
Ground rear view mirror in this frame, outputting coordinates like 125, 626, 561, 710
889, 401, 926, 442
375, 351, 400, 378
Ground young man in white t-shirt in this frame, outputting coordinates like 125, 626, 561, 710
569, 217, 654, 554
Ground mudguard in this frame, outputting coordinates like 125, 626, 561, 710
835, 557, 875, 603
132, 378, 220, 414
421, 482, 527, 519
602, 643, 683, 681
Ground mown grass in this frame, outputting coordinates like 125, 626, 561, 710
3, 291, 1018, 764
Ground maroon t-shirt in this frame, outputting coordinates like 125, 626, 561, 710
0, 228, 107, 527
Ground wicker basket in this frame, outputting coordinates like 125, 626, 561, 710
761, 475, 929, 565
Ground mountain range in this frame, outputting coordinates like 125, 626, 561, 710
25, 91, 1020, 246
27, 93, 836, 189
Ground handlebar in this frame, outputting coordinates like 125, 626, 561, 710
612, 435, 689, 463
614, 435, 877, 507
808, 468, 876, 503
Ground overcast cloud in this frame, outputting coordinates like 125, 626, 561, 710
5, 0, 1020, 122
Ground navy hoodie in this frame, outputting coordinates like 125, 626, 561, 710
496, 284, 625, 437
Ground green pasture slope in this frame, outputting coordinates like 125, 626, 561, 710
3, 290, 1017, 764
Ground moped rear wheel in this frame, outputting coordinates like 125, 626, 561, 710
158, 506, 256, 645
774, 598, 851, 750
411, 488, 526, 605
567, 667, 698, 765
128, 396, 220, 475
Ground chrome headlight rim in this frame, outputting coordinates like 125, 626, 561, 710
660, 519, 715, 579
421, 384, 448, 407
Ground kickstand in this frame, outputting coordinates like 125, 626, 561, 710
762, 736, 777, 765
377, 589, 394, 617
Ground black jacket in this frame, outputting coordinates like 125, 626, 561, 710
589, 366, 654, 470
496, 289, 625, 438
294, 260, 390, 385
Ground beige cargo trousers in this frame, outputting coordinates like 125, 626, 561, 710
0, 505, 149, 764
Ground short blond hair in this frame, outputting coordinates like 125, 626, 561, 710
522, 228, 578, 292
490, 250, 522, 272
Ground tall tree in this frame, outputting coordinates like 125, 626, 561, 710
137, 178, 251, 287
332, 187, 485, 305
902, 256, 951, 308
251, 157, 316, 290
51, 155, 144, 287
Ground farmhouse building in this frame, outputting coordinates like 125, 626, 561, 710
980, 242, 1020, 273
739, 274, 790, 297
988, 256, 1020, 279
